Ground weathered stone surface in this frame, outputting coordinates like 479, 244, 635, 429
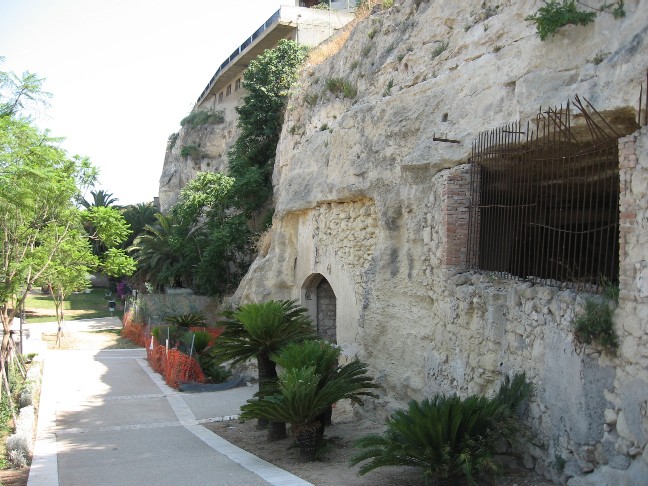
161, 0, 648, 482
234, 0, 647, 478
158, 113, 239, 212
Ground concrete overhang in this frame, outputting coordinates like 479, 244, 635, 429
195, 6, 354, 107
198, 23, 297, 106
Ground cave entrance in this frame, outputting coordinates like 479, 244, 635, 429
302, 274, 337, 343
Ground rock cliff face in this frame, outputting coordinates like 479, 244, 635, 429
158, 112, 240, 212
233, 0, 648, 483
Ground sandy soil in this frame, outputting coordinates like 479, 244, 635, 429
0, 467, 29, 486
206, 418, 555, 486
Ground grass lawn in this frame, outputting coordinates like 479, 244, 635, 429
22, 288, 123, 322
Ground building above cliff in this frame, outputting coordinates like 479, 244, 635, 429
195, 3, 355, 112
159, 2, 355, 212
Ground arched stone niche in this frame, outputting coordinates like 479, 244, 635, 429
301, 273, 337, 343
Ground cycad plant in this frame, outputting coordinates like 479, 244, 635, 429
242, 361, 377, 460
350, 373, 532, 485
213, 300, 316, 440
273, 339, 344, 434
272, 339, 374, 440
166, 312, 207, 328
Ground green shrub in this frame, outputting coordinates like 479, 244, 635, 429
272, 339, 340, 378
180, 144, 202, 159
242, 362, 377, 460
180, 330, 212, 354
326, 77, 345, 95
167, 132, 179, 150
326, 77, 357, 99
197, 348, 233, 383
431, 40, 448, 59
180, 110, 225, 128
574, 297, 618, 352
304, 93, 318, 107
350, 373, 532, 484
525, 1, 597, 41
152, 325, 185, 347
342, 82, 357, 99
383, 79, 394, 97
166, 312, 207, 328
311, 1, 330, 10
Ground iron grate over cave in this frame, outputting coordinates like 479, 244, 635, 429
466, 97, 621, 293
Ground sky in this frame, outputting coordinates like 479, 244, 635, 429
0, 0, 288, 206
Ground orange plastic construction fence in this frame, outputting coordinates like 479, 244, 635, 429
122, 312, 215, 389
121, 311, 147, 347
145, 337, 206, 389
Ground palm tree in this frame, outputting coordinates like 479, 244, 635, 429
121, 202, 159, 249
273, 339, 340, 434
350, 373, 532, 484
128, 212, 198, 290
214, 300, 316, 440
80, 189, 119, 208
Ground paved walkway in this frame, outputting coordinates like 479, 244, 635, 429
26, 321, 312, 486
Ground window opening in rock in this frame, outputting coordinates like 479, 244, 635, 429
466, 97, 620, 293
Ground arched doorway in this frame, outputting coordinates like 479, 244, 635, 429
316, 278, 336, 343
302, 274, 337, 343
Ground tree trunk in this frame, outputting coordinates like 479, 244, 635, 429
315, 407, 332, 442
295, 427, 318, 461
256, 353, 286, 440
1, 307, 14, 357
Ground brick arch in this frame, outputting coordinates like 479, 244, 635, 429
301, 273, 337, 343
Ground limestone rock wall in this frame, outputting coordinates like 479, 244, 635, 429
232, 0, 648, 482
158, 112, 239, 212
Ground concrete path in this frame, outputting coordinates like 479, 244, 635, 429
27, 322, 312, 486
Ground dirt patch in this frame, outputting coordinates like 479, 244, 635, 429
41, 329, 141, 350
0, 467, 29, 486
205, 419, 554, 486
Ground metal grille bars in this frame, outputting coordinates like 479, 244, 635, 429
467, 99, 620, 293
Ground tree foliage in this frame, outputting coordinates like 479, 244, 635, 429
0, 113, 96, 332
129, 41, 307, 296
229, 39, 308, 213
0, 58, 50, 118
79, 189, 119, 209
129, 212, 199, 290
120, 202, 158, 249
0, 62, 135, 352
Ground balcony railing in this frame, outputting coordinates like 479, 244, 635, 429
197, 9, 281, 103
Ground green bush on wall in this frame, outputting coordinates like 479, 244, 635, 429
525, 0, 625, 41
525, 0, 597, 40
180, 110, 225, 128
180, 144, 202, 159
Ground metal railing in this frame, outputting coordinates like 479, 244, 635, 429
197, 9, 281, 103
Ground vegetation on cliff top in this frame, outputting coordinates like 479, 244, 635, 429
132, 40, 307, 295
